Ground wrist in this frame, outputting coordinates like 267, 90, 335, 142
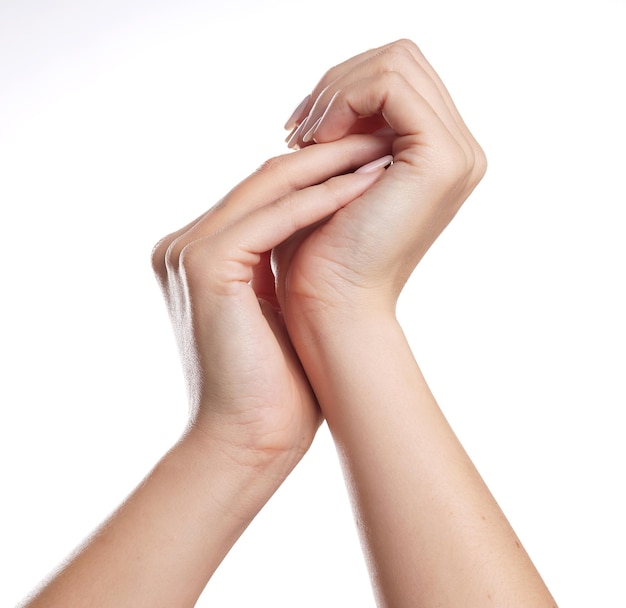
180, 420, 304, 489
286, 311, 418, 421
285, 300, 399, 353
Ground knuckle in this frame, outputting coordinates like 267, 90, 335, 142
382, 42, 415, 69
372, 40, 422, 80
393, 38, 420, 55
150, 234, 173, 280
254, 153, 292, 184
255, 154, 286, 175
178, 240, 203, 283
255, 152, 302, 193
164, 235, 185, 275
179, 238, 231, 295
473, 143, 488, 182
319, 64, 342, 89
462, 144, 477, 178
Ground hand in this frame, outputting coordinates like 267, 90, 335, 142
150, 136, 390, 466
277, 39, 486, 322
275, 43, 559, 608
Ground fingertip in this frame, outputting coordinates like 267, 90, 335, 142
302, 116, 323, 144
286, 119, 308, 149
354, 155, 394, 174
284, 94, 311, 131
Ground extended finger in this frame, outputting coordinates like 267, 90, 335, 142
178, 163, 389, 293
160, 135, 391, 273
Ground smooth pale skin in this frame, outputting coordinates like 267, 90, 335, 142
279, 39, 556, 607
21, 136, 390, 608
21, 40, 557, 608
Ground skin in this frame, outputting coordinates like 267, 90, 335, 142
22, 136, 390, 608
20, 40, 557, 608
279, 40, 556, 607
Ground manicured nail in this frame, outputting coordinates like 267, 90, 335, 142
284, 125, 297, 143
284, 94, 311, 131
302, 116, 322, 143
355, 155, 394, 174
286, 118, 310, 149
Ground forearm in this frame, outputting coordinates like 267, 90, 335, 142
22, 427, 290, 608
295, 313, 556, 607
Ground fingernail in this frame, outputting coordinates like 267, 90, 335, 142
284, 94, 311, 131
355, 155, 394, 174
286, 119, 308, 149
302, 116, 322, 143
284, 124, 297, 143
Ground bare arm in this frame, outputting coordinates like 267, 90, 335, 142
293, 314, 556, 607
21, 136, 390, 608
279, 39, 557, 607
23, 430, 292, 607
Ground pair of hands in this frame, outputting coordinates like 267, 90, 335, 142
25, 40, 560, 608
151, 39, 486, 471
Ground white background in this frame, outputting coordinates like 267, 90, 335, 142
1, 0, 625, 606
